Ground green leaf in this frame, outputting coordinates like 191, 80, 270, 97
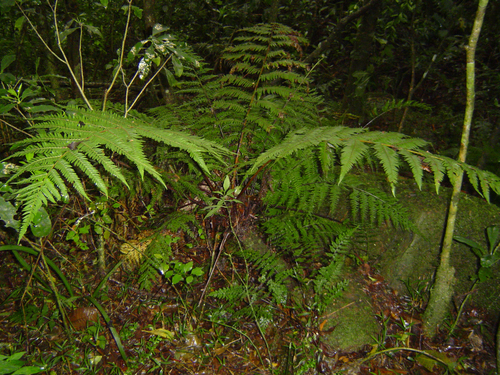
14, 17, 25, 33
171, 274, 183, 285
478, 266, 492, 282
131, 5, 142, 18
480, 253, 499, 268
0, 362, 24, 374
94, 224, 103, 234
0, 196, 20, 230
12, 366, 43, 374
30, 207, 51, 237
453, 235, 483, 252
1, 54, 15, 73
172, 55, 183, 76
372, 144, 399, 194
486, 226, 499, 252
25, 104, 61, 114
454, 235, 485, 259
192, 267, 204, 276
339, 138, 369, 184
223, 175, 230, 192
59, 27, 79, 44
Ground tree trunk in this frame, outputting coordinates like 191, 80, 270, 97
423, 0, 489, 338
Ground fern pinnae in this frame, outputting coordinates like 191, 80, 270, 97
399, 149, 424, 190
443, 156, 463, 185
16, 179, 58, 239
338, 138, 370, 184
37, 171, 62, 203
47, 169, 69, 201
476, 168, 492, 202
372, 143, 399, 194
77, 143, 129, 187
424, 153, 445, 193
54, 156, 90, 196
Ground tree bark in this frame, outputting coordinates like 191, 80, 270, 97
423, 0, 489, 338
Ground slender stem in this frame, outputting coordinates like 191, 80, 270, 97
423, 0, 489, 337
49, 0, 93, 110
102, 0, 133, 111
125, 55, 173, 117
360, 346, 450, 367
17, 1, 92, 109
447, 281, 478, 339
78, 23, 85, 92
17, 3, 65, 65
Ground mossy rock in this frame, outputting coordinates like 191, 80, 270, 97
362, 177, 500, 318
320, 277, 380, 351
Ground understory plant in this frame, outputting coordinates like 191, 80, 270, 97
1, 17, 500, 374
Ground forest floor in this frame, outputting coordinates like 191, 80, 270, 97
0, 235, 497, 375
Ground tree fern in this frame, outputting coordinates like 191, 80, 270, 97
173, 23, 324, 158
6, 107, 229, 239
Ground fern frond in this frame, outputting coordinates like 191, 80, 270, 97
210, 284, 250, 304
339, 138, 370, 184
248, 127, 363, 175
372, 144, 399, 194
423, 153, 445, 193
349, 187, 416, 230
170, 23, 322, 158
7, 107, 229, 240
248, 126, 500, 201
138, 234, 176, 290
399, 150, 424, 189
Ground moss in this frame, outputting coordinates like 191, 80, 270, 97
321, 278, 380, 351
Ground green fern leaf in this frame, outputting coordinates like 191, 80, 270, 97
248, 127, 362, 175
338, 138, 370, 184
7, 106, 229, 240
372, 144, 399, 195
424, 154, 445, 193
399, 150, 424, 189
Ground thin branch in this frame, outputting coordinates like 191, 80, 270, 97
48, 0, 93, 110
125, 55, 173, 117
17, 3, 65, 65
102, 0, 133, 111
0, 119, 33, 138
78, 22, 85, 92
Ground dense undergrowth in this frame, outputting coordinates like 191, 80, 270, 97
0, 20, 499, 375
